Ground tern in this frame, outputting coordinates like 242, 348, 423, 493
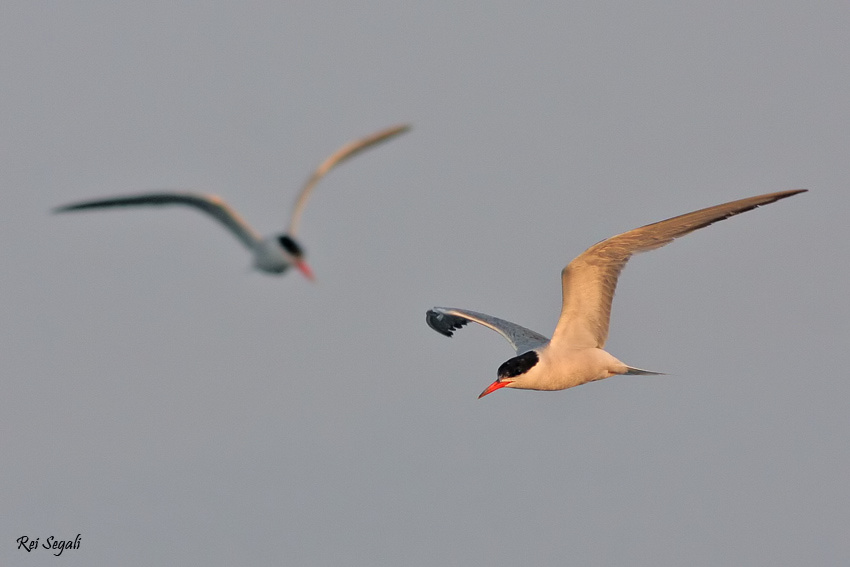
426, 189, 806, 398
54, 124, 410, 279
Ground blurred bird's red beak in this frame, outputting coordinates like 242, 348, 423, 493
478, 380, 509, 399
296, 260, 315, 281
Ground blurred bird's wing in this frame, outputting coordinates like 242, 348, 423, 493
287, 124, 411, 236
55, 191, 263, 250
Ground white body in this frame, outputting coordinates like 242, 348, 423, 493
521, 347, 629, 391
253, 237, 296, 274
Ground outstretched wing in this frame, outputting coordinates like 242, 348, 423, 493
426, 307, 549, 355
552, 189, 807, 349
287, 124, 411, 236
54, 191, 263, 250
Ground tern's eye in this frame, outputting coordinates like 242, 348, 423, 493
277, 235, 304, 257
497, 351, 539, 379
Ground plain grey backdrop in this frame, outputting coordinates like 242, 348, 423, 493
2, 2, 847, 565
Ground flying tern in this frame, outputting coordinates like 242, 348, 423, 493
55, 124, 410, 279
426, 189, 806, 397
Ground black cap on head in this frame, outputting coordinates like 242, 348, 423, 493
277, 235, 304, 257
497, 351, 539, 379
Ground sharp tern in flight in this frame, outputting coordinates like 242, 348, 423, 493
55, 124, 411, 279
426, 189, 806, 397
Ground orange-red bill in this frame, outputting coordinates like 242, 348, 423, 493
296, 260, 315, 281
478, 380, 509, 399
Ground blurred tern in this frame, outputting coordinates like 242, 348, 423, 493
427, 189, 806, 397
55, 124, 410, 279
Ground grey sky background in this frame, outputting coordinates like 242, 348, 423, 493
2, 2, 848, 565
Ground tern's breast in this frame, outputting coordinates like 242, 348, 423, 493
534, 347, 628, 390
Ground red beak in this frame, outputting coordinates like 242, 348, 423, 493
295, 260, 315, 281
478, 380, 510, 399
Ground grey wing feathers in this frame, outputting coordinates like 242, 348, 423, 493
553, 189, 807, 349
288, 124, 411, 236
54, 191, 262, 250
427, 307, 549, 354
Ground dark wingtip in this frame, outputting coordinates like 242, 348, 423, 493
426, 309, 468, 338
52, 202, 104, 213
775, 188, 808, 200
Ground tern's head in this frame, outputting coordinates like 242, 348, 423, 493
277, 234, 314, 281
479, 350, 541, 398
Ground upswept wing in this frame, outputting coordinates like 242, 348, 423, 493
426, 307, 549, 355
552, 189, 807, 349
287, 124, 411, 236
54, 191, 263, 250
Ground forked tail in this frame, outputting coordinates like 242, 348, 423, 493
625, 366, 666, 376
